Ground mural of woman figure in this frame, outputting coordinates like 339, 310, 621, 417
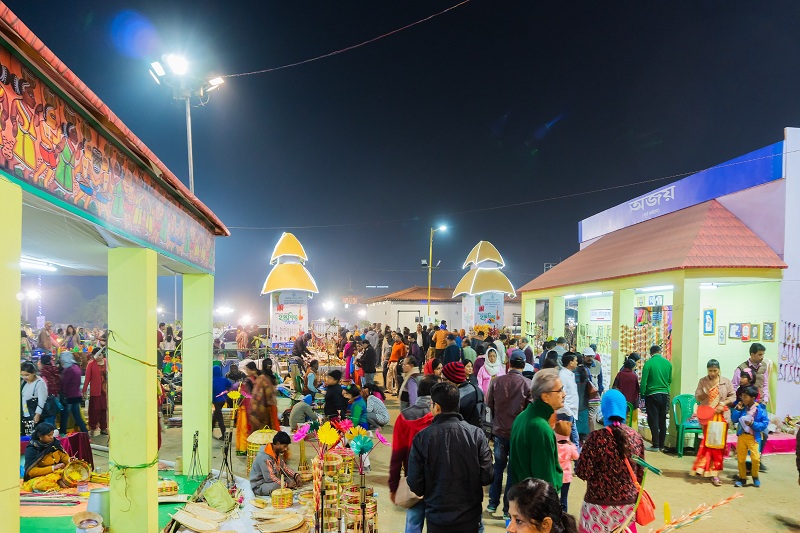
72, 123, 95, 210
10, 76, 42, 180
33, 104, 62, 188
53, 122, 83, 196
0, 65, 12, 168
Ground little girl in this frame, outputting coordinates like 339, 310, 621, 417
735, 368, 758, 404
555, 420, 580, 512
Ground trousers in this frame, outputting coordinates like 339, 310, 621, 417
737, 433, 760, 479
645, 393, 669, 449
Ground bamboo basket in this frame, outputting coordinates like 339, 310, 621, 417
271, 488, 294, 509
322, 453, 342, 476
62, 460, 91, 487
221, 407, 236, 429
247, 429, 278, 475
342, 496, 377, 519
185, 502, 228, 522
341, 484, 373, 499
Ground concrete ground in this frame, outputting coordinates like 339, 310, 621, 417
90, 393, 800, 533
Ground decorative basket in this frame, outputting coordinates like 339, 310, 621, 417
221, 407, 236, 429
342, 496, 377, 519
322, 453, 342, 476
157, 478, 179, 496
62, 460, 91, 487
271, 488, 294, 509
342, 485, 374, 499
247, 429, 278, 475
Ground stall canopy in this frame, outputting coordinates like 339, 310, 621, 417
520, 200, 787, 292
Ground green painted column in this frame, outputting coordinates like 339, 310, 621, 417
108, 248, 158, 533
182, 274, 214, 474
0, 178, 22, 533
666, 276, 700, 448
611, 289, 635, 381
549, 296, 566, 339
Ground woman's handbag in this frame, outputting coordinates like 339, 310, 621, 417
394, 476, 422, 509
623, 455, 655, 525
586, 378, 599, 400
704, 414, 727, 449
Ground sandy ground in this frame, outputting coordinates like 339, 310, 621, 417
89, 392, 800, 533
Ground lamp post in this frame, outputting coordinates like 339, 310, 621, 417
426, 225, 447, 318
149, 55, 224, 194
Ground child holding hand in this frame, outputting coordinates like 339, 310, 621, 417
731, 385, 769, 487
555, 420, 580, 511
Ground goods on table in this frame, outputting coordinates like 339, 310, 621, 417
255, 512, 306, 533
341, 484, 373, 500
90, 471, 110, 484
252, 498, 268, 509
271, 488, 293, 509
169, 509, 219, 532
184, 502, 229, 522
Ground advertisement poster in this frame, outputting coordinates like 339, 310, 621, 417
270, 291, 308, 342
462, 295, 475, 332
474, 292, 504, 326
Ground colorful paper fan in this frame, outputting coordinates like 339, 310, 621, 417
349, 435, 374, 456
309, 420, 321, 433
227, 390, 241, 400
375, 429, 389, 446
317, 422, 340, 447
293, 423, 310, 442
345, 426, 368, 440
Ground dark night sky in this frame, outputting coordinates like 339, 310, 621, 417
9, 1, 800, 323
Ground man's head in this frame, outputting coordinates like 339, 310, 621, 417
326, 369, 342, 386
628, 352, 641, 362
477, 331, 485, 338
461, 337, 471, 347
402, 356, 418, 373
509, 350, 526, 370
556, 337, 566, 347
44, 321, 52, 330
430, 381, 459, 416
409, 332, 417, 341
650, 345, 662, 356
159, 322, 166, 331
530, 368, 565, 410
359, 338, 371, 349
446, 333, 456, 345
749, 343, 766, 364
561, 352, 577, 370
442, 361, 466, 385
272, 431, 291, 456
582, 346, 596, 365
418, 375, 440, 397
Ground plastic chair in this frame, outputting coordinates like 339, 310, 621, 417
672, 394, 703, 457
626, 402, 634, 427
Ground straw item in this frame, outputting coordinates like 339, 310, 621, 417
62, 460, 92, 487
271, 488, 294, 509
255, 512, 305, 532
185, 502, 229, 522
169, 509, 219, 532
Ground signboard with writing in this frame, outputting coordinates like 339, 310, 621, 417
474, 292, 504, 327
589, 309, 612, 322
270, 291, 307, 341
579, 142, 784, 243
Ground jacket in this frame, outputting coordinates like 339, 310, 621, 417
641, 355, 673, 396
557, 367, 579, 418
612, 368, 640, 406
388, 396, 433, 492
694, 375, 736, 414
249, 443, 297, 493
442, 344, 462, 365
557, 439, 580, 483
39, 364, 61, 399
458, 381, 484, 428
731, 402, 770, 442
389, 341, 406, 363
486, 370, 531, 439
212, 366, 232, 402
365, 330, 379, 350
359, 346, 378, 374
60, 364, 82, 399
324, 383, 348, 419
407, 412, 493, 532
510, 400, 563, 493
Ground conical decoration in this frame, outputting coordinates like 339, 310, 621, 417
462, 241, 505, 269
270, 232, 308, 265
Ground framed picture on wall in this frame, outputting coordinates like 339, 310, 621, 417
702, 309, 715, 335
729, 323, 742, 339
763, 322, 776, 342
637, 297, 645, 306
741, 323, 751, 341
717, 327, 726, 345
750, 324, 760, 341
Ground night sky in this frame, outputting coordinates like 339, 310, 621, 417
9, 1, 800, 324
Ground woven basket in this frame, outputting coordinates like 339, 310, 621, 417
62, 460, 91, 487
342, 496, 377, 519
247, 429, 278, 475
322, 453, 342, 476
271, 488, 294, 509
342, 484, 374, 499
185, 502, 228, 522
170, 509, 218, 532
221, 407, 236, 429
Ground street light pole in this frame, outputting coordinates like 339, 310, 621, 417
426, 225, 447, 318
184, 97, 195, 194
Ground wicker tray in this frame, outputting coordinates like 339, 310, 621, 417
185, 502, 229, 522
169, 509, 219, 532
255, 513, 305, 533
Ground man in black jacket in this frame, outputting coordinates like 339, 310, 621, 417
358, 338, 378, 385
323, 369, 348, 420
443, 361, 484, 428
407, 381, 493, 533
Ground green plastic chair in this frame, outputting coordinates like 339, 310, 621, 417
626, 402, 634, 427
672, 394, 703, 457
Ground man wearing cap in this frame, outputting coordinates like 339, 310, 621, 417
443, 361, 484, 428
486, 350, 531, 519
442, 334, 462, 365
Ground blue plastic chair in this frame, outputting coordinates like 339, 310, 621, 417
672, 394, 703, 457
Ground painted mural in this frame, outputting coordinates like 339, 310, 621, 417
0, 48, 215, 271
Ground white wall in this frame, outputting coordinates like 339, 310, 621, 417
365, 301, 460, 331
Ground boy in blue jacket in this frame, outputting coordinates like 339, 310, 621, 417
731, 385, 769, 487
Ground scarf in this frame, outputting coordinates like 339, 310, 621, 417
483, 349, 503, 376
741, 402, 758, 434
60, 351, 76, 369
423, 360, 435, 375
23, 437, 65, 480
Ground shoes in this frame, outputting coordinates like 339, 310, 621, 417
646, 446, 661, 453
733, 476, 746, 487
711, 477, 721, 487
503, 513, 510, 521
752, 478, 761, 487
758, 463, 768, 473
100, 430, 109, 435
733, 480, 743, 487
486, 505, 497, 513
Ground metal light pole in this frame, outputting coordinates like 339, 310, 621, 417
426, 226, 447, 318
184, 97, 195, 194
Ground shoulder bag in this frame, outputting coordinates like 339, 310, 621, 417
607, 426, 655, 526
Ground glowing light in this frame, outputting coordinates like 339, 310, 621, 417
150, 61, 165, 77
322, 301, 334, 310
215, 306, 234, 315
358, 309, 366, 317
438, 225, 447, 231
149, 69, 161, 84
27, 290, 40, 300
240, 314, 252, 325
16, 293, 24, 301
166, 54, 188, 75
157, 307, 164, 313
209, 77, 224, 86
635, 285, 674, 293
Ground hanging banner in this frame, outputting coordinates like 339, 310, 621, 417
270, 291, 308, 342
474, 292, 504, 326
462, 295, 475, 332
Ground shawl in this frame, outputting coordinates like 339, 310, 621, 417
483, 349, 504, 376
23, 437, 65, 480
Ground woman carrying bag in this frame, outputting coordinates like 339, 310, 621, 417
20, 362, 50, 436
691, 359, 735, 486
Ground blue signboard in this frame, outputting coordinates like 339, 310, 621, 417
579, 142, 784, 243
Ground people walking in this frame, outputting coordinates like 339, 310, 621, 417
59, 352, 88, 435
612, 358, 640, 429
557, 353, 581, 449
691, 359, 735, 486
82, 349, 108, 436
442, 361, 484, 428
731, 385, 769, 488
641, 345, 672, 452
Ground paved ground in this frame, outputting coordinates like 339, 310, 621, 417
90, 393, 800, 533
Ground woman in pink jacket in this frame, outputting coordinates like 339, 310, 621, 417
476, 347, 505, 395
556, 420, 580, 512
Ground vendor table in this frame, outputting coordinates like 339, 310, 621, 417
20, 432, 93, 468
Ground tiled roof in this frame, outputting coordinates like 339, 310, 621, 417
520, 200, 787, 292
363, 286, 520, 304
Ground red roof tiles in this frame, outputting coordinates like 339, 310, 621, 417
363, 286, 520, 304
519, 200, 786, 292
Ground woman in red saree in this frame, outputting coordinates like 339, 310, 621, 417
692, 359, 736, 486
235, 364, 257, 454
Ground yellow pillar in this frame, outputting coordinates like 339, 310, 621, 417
611, 289, 635, 380
0, 179, 21, 533
182, 274, 214, 473
108, 248, 158, 533
666, 275, 700, 448
549, 296, 566, 338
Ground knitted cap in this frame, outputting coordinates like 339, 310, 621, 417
442, 361, 466, 384
601, 389, 628, 426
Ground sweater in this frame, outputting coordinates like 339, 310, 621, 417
557, 439, 580, 484
575, 425, 644, 506
641, 354, 672, 396
389, 342, 406, 363
348, 396, 369, 429
510, 400, 563, 493
612, 368, 640, 406
366, 395, 389, 425
388, 397, 434, 492
60, 365, 82, 399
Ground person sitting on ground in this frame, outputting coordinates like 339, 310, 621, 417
343, 384, 369, 429
362, 383, 390, 429
323, 369, 348, 420
289, 395, 320, 430
250, 431, 302, 495
506, 477, 578, 533
23, 423, 71, 484
303, 360, 321, 394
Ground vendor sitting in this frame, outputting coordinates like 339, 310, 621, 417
23, 423, 71, 487
250, 431, 303, 496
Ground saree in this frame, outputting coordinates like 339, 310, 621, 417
235, 378, 254, 455
691, 385, 726, 477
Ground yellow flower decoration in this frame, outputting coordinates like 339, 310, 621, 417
227, 391, 241, 400
346, 426, 368, 440
317, 422, 340, 447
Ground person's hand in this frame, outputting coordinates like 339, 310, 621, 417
33, 413, 40, 423
390, 491, 396, 505
714, 404, 724, 414
54, 463, 66, 470
735, 401, 743, 410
